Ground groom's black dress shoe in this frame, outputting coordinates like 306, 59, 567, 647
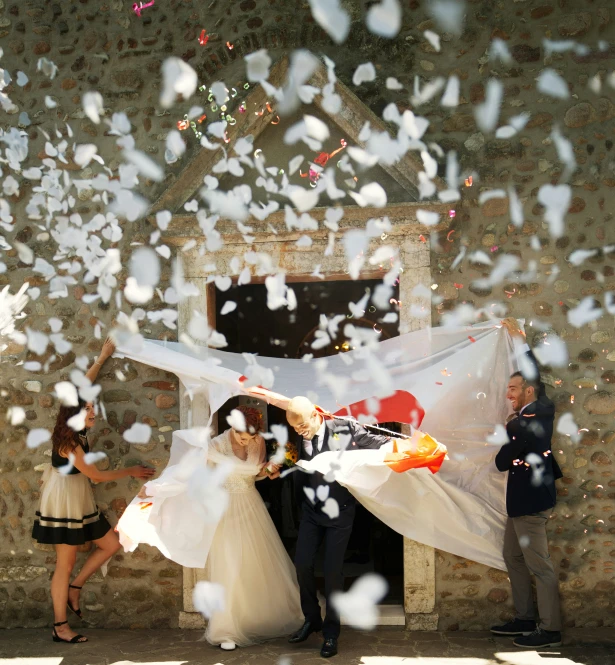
288, 621, 322, 643
320, 638, 338, 658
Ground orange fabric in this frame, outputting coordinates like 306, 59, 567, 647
384, 432, 447, 475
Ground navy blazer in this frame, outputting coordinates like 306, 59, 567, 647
294, 417, 389, 518
496, 348, 563, 517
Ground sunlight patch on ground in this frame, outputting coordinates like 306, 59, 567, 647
360, 658, 493, 665
0, 659, 63, 665
0, 661, 189, 665
359, 655, 585, 665
495, 652, 584, 665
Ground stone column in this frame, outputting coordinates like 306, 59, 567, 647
398, 238, 438, 630
178, 274, 210, 628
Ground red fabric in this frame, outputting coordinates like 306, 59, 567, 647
384, 433, 447, 475
333, 390, 425, 427
240, 383, 425, 428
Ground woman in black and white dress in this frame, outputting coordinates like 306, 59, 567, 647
32, 338, 154, 644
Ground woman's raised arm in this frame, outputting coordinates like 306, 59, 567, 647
71, 445, 155, 483
85, 337, 116, 384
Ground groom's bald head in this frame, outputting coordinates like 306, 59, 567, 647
287, 396, 322, 439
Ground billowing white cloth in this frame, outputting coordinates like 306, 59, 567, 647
298, 445, 506, 570
117, 324, 517, 570
118, 428, 232, 568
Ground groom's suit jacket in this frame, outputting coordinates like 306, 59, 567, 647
495, 346, 563, 518
294, 417, 389, 519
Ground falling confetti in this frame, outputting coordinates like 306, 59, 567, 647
132, 0, 155, 17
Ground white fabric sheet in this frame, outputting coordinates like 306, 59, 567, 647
116, 323, 516, 570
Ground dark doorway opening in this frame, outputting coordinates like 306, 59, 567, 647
215, 278, 403, 604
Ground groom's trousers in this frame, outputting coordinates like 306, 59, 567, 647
295, 501, 355, 639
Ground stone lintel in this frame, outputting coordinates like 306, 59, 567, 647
156, 203, 452, 245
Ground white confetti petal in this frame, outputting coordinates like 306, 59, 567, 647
322, 497, 339, 519
556, 413, 580, 444
353, 62, 376, 86
37, 57, 59, 79
366, 0, 402, 38
440, 75, 460, 107
508, 186, 524, 228
537, 69, 569, 99
27, 428, 51, 449
8, 407, 26, 426
386, 77, 403, 90
74, 144, 98, 168
245, 49, 272, 83
416, 209, 440, 227
160, 57, 198, 109
331, 574, 388, 630
428, 0, 466, 36
156, 210, 172, 231
349, 182, 387, 208
123, 423, 152, 444
55, 381, 79, 406
537, 184, 570, 238
123, 149, 164, 182
567, 297, 604, 329
166, 130, 186, 163
487, 424, 509, 445
308, 0, 350, 44
220, 300, 237, 315
226, 409, 247, 432
490, 38, 512, 64
83, 451, 108, 465
474, 79, 503, 133
534, 335, 569, 367
210, 81, 228, 105
82, 91, 104, 124
13, 241, 33, 265
568, 248, 598, 266
193, 581, 225, 619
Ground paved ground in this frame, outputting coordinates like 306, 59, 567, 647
0, 628, 613, 665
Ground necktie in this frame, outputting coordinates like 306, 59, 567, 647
311, 434, 319, 457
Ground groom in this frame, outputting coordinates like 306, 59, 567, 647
286, 396, 390, 658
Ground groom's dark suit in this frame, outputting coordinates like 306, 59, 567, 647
294, 416, 389, 640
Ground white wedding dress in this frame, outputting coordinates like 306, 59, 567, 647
203, 430, 303, 646
117, 428, 303, 647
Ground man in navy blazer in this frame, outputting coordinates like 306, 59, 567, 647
285, 396, 390, 659
491, 319, 563, 648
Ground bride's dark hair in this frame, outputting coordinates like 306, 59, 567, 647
52, 398, 87, 457
235, 405, 263, 434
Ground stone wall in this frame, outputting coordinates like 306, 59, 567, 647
0, 0, 613, 630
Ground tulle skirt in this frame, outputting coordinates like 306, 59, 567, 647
205, 484, 303, 646
32, 467, 111, 545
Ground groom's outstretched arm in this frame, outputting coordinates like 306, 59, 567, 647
345, 420, 390, 450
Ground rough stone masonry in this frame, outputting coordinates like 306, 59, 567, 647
0, 0, 614, 631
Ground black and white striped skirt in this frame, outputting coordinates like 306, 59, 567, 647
32, 467, 111, 545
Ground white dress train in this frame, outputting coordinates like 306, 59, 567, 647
203, 430, 302, 646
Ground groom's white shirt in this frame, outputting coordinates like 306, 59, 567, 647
302, 419, 326, 457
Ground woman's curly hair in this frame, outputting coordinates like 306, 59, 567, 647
235, 405, 263, 434
52, 398, 87, 458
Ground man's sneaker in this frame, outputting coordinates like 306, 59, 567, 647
491, 618, 536, 636
514, 628, 562, 648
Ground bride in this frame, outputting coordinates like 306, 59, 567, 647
118, 405, 303, 650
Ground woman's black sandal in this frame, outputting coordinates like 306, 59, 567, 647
52, 620, 88, 643
67, 584, 83, 619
